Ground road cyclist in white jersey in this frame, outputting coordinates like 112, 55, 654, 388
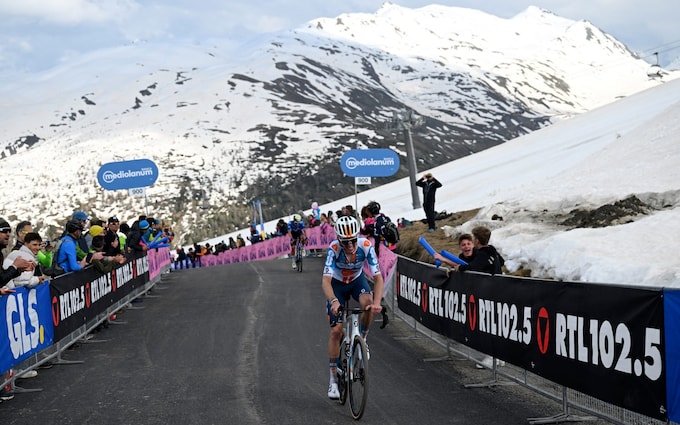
322, 215, 384, 400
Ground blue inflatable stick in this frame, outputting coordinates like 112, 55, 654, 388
418, 236, 441, 268
148, 236, 169, 249
440, 250, 469, 266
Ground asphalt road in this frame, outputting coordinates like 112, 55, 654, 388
1, 257, 571, 424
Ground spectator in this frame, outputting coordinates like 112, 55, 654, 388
90, 236, 126, 274
57, 218, 103, 273
307, 214, 319, 227
86, 224, 105, 249
12, 220, 32, 251
415, 172, 443, 232
365, 201, 395, 256
319, 213, 331, 234
275, 219, 288, 237
104, 216, 122, 256
3, 232, 44, 289
1, 221, 41, 393
327, 210, 336, 227
228, 237, 237, 250
0, 218, 33, 287
248, 224, 261, 244
311, 201, 321, 221
236, 234, 245, 248
434, 233, 477, 269
126, 220, 150, 255
118, 222, 130, 252
436, 226, 504, 274
37, 238, 55, 269
64, 211, 92, 260
342, 205, 359, 221
11, 219, 52, 270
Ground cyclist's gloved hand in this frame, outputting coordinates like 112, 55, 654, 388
330, 299, 340, 315
367, 303, 383, 313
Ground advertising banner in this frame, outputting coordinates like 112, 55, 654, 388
50, 254, 149, 342
397, 257, 667, 420
97, 158, 159, 191
0, 284, 54, 373
340, 149, 400, 177
664, 289, 680, 423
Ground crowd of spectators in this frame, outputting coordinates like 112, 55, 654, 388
0, 211, 174, 403
171, 201, 389, 267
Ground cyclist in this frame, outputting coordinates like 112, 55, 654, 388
287, 214, 307, 269
322, 215, 384, 399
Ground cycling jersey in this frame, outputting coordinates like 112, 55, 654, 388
288, 220, 305, 238
323, 237, 381, 283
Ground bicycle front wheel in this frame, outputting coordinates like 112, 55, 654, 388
296, 243, 303, 272
348, 335, 369, 419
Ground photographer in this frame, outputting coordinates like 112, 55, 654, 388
38, 239, 55, 269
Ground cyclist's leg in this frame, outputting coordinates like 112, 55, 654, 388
327, 279, 351, 397
351, 274, 375, 338
327, 279, 351, 357
289, 236, 296, 256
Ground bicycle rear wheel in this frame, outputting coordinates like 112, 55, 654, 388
337, 340, 348, 405
348, 335, 368, 419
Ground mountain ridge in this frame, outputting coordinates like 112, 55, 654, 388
0, 4, 675, 246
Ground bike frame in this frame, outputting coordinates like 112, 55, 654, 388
337, 304, 369, 419
295, 238, 304, 272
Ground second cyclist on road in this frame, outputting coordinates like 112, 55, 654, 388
288, 214, 307, 269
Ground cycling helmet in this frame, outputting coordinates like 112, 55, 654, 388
334, 216, 360, 240
66, 218, 84, 234
367, 201, 381, 215
293, 214, 301, 221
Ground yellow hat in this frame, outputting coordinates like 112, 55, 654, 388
89, 225, 104, 238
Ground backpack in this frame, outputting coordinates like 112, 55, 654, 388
379, 216, 400, 245
42, 238, 66, 278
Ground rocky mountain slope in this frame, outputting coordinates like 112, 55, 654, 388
0, 4, 669, 245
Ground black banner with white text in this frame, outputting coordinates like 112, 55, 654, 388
397, 257, 666, 420
49, 253, 149, 342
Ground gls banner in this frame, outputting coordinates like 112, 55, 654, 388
0, 284, 54, 373
396, 257, 667, 421
97, 158, 159, 190
340, 149, 399, 177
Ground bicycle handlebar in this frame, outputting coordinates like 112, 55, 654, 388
337, 305, 370, 315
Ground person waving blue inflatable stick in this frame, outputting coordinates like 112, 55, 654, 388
418, 236, 469, 268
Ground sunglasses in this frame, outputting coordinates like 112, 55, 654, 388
0, 227, 11, 234
340, 238, 357, 246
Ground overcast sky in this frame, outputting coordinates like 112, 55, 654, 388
1, 0, 678, 75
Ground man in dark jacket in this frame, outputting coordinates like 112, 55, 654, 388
455, 226, 504, 275
415, 172, 443, 232
126, 220, 150, 257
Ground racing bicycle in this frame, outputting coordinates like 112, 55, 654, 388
294, 237, 305, 272
336, 304, 369, 419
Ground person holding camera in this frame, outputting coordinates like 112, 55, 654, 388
415, 172, 442, 232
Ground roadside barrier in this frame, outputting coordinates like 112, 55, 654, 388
1, 248, 171, 393
389, 254, 679, 425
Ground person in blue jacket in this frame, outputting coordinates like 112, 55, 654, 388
57, 218, 103, 273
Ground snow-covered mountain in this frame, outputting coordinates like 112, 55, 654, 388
0, 3, 675, 245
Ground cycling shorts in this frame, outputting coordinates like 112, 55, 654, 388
326, 274, 372, 327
